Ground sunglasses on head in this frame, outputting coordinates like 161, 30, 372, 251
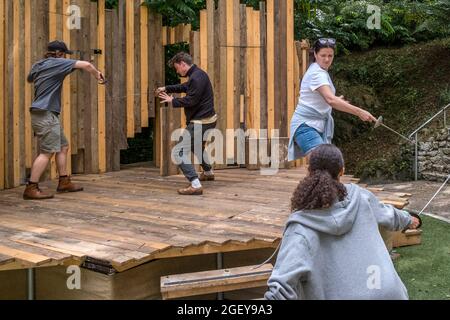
317, 38, 336, 47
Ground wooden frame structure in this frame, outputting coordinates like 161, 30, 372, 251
0, 0, 310, 191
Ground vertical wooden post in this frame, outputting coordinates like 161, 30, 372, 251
13, 0, 23, 186
126, 0, 135, 137
245, 7, 254, 130
0, 0, 5, 189
97, 0, 106, 173
24, 0, 32, 170
252, 10, 261, 134
206, 0, 215, 86
286, 0, 294, 137
225, 0, 235, 164
48, 0, 58, 179
140, 2, 149, 128
259, 2, 268, 132
266, 0, 275, 135
199, 10, 208, 71
133, 0, 141, 133
62, 0, 72, 175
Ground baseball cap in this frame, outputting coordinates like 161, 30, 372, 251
47, 40, 73, 54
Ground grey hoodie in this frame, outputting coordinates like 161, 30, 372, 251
265, 183, 412, 300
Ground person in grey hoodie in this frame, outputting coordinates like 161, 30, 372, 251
265, 144, 421, 300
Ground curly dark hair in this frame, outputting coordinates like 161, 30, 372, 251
291, 144, 348, 211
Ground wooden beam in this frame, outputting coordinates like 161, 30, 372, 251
259, 2, 268, 131
199, 10, 207, 71
24, 0, 32, 169
286, 0, 294, 137
133, 0, 141, 133
140, 2, 149, 128
48, 0, 58, 179
252, 10, 261, 133
0, 0, 5, 189
245, 7, 254, 130
226, 0, 235, 164
266, 0, 275, 134
97, 0, 106, 173
161, 264, 273, 300
126, 0, 135, 137
62, 0, 72, 175
206, 0, 215, 86
12, 0, 22, 186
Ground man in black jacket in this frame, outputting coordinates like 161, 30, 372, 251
157, 52, 217, 195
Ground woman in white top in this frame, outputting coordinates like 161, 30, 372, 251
288, 38, 377, 161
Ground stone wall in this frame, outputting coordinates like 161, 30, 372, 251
417, 127, 450, 181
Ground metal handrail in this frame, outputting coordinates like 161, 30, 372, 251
410, 103, 450, 180
409, 103, 450, 138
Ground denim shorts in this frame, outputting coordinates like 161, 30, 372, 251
294, 123, 324, 155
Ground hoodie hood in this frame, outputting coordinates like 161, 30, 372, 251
286, 183, 361, 236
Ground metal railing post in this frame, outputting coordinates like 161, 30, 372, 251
27, 268, 35, 300
415, 133, 418, 181
444, 109, 447, 128
217, 253, 224, 300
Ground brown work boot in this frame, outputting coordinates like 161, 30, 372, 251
57, 176, 84, 193
23, 183, 54, 200
199, 172, 215, 182
177, 185, 203, 196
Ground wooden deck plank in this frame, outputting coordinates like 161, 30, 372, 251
0, 166, 410, 272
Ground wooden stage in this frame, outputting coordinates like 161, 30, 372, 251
0, 165, 411, 274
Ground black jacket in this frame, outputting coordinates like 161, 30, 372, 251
165, 65, 216, 124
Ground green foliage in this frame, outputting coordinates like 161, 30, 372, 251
144, 0, 206, 29
395, 215, 450, 300
296, 0, 450, 54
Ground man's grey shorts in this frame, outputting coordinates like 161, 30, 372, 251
30, 109, 69, 154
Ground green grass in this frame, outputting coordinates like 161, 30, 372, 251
394, 215, 450, 300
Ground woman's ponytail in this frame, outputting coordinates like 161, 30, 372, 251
291, 145, 347, 211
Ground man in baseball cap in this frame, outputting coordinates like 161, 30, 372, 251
47, 40, 74, 55
23, 40, 105, 200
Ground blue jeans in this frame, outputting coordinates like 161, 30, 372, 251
294, 123, 324, 155
172, 122, 217, 182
